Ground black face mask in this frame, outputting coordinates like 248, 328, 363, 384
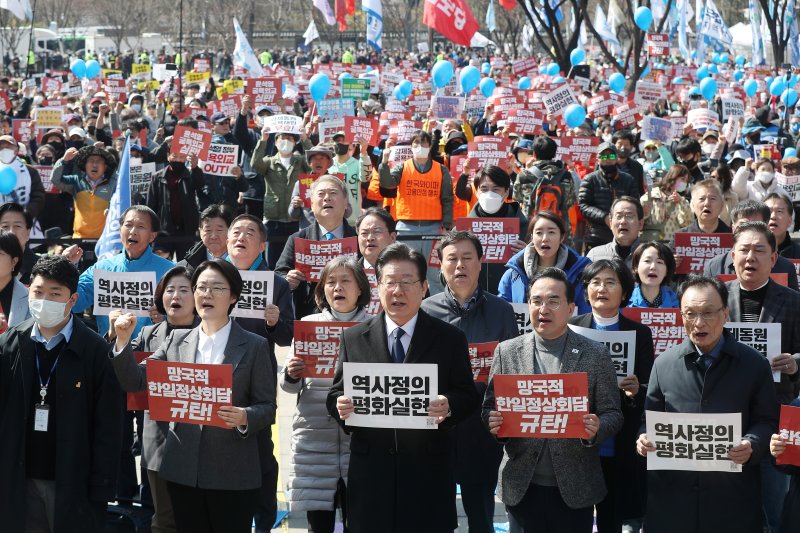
334, 143, 349, 156
67, 140, 84, 150
90, 106, 100, 114
600, 164, 617, 178
680, 157, 698, 169
38, 157, 53, 166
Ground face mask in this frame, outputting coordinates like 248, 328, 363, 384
675, 180, 687, 193
66, 140, 84, 150
29, 298, 68, 328
0, 148, 15, 164
478, 191, 504, 214
680, 157, 697, 169
412, 145, 429, 159
131, 103, 142, 113
277, 139, 294, 154
334, 143, 349, 156
90, 106, 100, 114
616, 147, 631, 159
601, 134, 612, 143
644, 150, 659, 162
600, 164, 617, 178
701, 143, 715, 155
756, 171, 775, 185
38, 156, 53, 166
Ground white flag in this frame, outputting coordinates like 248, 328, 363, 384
486, 0, 497, 33
0, 0, 29, 20
363, 0, 383, 52
700, 0, 733, 48
314, 0, 337, 26
304, 20, 320, 46
607, 0, 624, 31
594, 5, 621, 54
232, 17, 264, 78
749, 0, 765, 64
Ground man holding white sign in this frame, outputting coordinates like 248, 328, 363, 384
637, 276, 779, 533
327, 243, 478, 533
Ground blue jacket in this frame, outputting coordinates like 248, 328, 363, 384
497, 245, 592, 314
627, 285, 679, 308
74, 246, 175, 337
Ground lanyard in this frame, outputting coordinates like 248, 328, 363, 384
34, 342, 65, 405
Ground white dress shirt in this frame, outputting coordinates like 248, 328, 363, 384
384, 313, 418, 358
196, 319, 232, 365
318, 223, 344, 240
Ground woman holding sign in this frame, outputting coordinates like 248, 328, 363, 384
569, 259, 654, 533
110, 259, 276, 533
280, 256, 371, 533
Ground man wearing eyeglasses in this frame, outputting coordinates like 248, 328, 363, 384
586, 196, 644, 270
578, 143, 639, 252
636, 276, 779, 533
482, 268, 623, 532
327, 243, 478, 533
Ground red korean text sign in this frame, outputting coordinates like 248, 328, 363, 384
454, 218, 520, 263
343, 116, 380, 146
469, 342, 498, 383
621, 308, 685, 358
246, 77, 282, 105
364, 268, 382, 316
466, 136, 511, 170
170, 126, 211, 162
127, 351, 152, 410
294, 321, 357, 378
294, 237, 359, 282
146, 360, 232, 428
494, 373, 589, 438
777, 404, 800, 466
673, 233, 734, 274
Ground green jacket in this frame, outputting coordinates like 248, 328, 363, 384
251, 140, 311, 222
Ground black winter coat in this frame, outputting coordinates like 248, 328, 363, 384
146, 163, 204, 235
578, 168, 638, 245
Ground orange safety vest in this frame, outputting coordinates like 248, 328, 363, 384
395, 159, 443, 221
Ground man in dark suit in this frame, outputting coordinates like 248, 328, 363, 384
327, 243, 479, 533
276, 174, 357, 319
724, 220, 800, 531
637, 276, 779, 533
765, 192, 800, 258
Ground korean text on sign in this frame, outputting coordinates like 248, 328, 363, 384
93, 270, 157, 316
201, 143, 239, 176
469, 341, 498, 383
511, 303, 532, 335
568, 325, 636, 383
170, 125, 211, 162
343, 362, 438, 429
147, 360, 233, 428
777, 404, 800, 467
230, 271, 274, 319
454, 218, 519, 263
724, 322, 782, 382
294, 321, 357, 378
364, 268, 382, 316
621, 308, 684, 358
493, 373, 589, 438
645, 410, 742, 472
294, 237, 359, 282
127, 352, 152, 410
673, 233, 734, 274
246, 77, 281, 105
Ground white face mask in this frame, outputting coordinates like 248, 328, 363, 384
29, 298, 68, 328
130, 157, 142, 166
277, 139, 294, 154
478, 191, 504, 214
412, 145, 429, 159
130, 103, 142, 113
674, 180, 687, 193
756, 171, 775, 185
701, 143, 715, 155
0, 148, 15, 164
644, 150, 659, 162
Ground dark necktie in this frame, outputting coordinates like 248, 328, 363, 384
700, 353, 713, 371
392, 328, 406, 364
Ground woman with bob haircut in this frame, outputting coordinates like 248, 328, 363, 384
0, 229, 29, 330
628, 242, 679, 308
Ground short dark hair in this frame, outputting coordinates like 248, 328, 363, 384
230, 214, 267, 241
0, 202, 32, 229
528, 267, 575, 304
610, 196, 644, 220
437, 230, 483, 260
675, 136, 701, 157
313, 256, 371, 311
120, 205, 160, 233
677, 275, 728, 308
764, 192, 793, 213
473, 165, 511, 191
154, 265, 195, 315
375, 243, 426, 283
733, 220, 777, 252
356, 207, 396, 234
730, 199, 770, 224
0, 230, 22, 276
31, 255, 79, 294
632, 242, 676, 287
200, 204, 236, 228
611, 129, 636, 145
526, 211, 566, 242
581, 258, 635, 306
754, 158, 775, 171
410, 130, 432, 147
532, 135, 557, 160
191, 259, 243, 313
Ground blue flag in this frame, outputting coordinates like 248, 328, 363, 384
363, 0, 383, 52
95, 136, 130, 260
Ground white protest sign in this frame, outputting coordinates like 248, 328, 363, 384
230, 270, 274, 319
568, 325, 636, 383
777, 173, 800, 203
319, 119, 345, 143
318, 97, 356, 120
129, 162, 156, 199
725, 322, 782, 382
634, 80, 666, 106
646, 411, 742, 472
264, 114, 303, 135
94, 270, 157, 316
344, 362, 438, 429
641, 115, 675, 144
721, 98, 745, 121
542, 84, 578, 116
686, 108, 720, 130
511, 303, 532, 335
431, 96, 465, 120
201, 143, 240, 176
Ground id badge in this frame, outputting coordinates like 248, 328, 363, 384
34, 404, 49, 432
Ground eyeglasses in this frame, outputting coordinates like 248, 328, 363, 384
358, 229, 387, 238
681, 307, 724, 324
598, 153, 617, 161
164, 287, 192, 296
381, 280, 420, 291
193, 285, 231, 295
529, 296, 563, 310
612, 213, 638, 222
589, 279, 619, 290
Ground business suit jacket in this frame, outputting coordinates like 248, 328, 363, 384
704, 251, 799, 291
725, 279, 800, 404
111, 319, 276, 490
643, 332, 779, 533
326, 310, 479, 533
7, 278, 30, 328
275, 221, 358, 320
481, 330, 624, 509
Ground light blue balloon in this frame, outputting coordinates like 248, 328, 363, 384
482, 62, 491, 75
538, 64, 548, 74
688, 86, 701, 96
634, 6, 653, 31
735, 54, 746, 66
339, 72, 352, 81
708, 64, 718, 75
459, 66, 481, 93
432, 60, 454, 88
700, 77, 717, 100
712, 53, 721, 64
366, 66, 373, 72
570, 48, 585, 66
392, 85, 404, 101
0, 165, 16, 195
70, 59, 86, 78
673, 77, 684, 85
85, 59, 101, 79
547, 63, 560, 76
766, 76, 774, 87
721, 53, 729, 63
552, 76, 565, 84
785, 147, 798, 159
734, 70, 744, 82
309, 73, 331, 102
640, 65, 650, 79
564, 104, 586, 128
782, 88, 798, 107
790, 74, 798, 88
398, 79, 413, 98
696, 65, 709, 80
518, 76, 531, 90
609, 72, 625, 93
744, 79, 758, 97
770, 77, 786, 96
479, 77, 496, 98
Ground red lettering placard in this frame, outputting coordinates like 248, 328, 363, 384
647, 33, 670, 56
777, 404, 800, 466
466, 136, 512, 170
554, 136, 600, 168
170, 125, 211, 162
207, 95, 243, 119
294, 237, 359, 282
494, 373, 589, 438
127, 352, 152, 410
193, 57, 211, 73
13, 119, 33, 144
103, 78, 127, 103
146, 360, 232, 428
621, 308, 685, 358
343, 116, 380, 146
455, 217, 520, 263
294, 321, 357, 378
613, 100, 644, 128
673, 233, 734, 274
506, 108, 545, 135
469, 341, 498, 382
717, 273, 788, 286
246, 77, 281, 105
388, 119, 423, 143
364, 268, 382, 316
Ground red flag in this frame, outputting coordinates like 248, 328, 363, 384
423, 0, 479, 47
498, 0, 516, 10
336, 0, 348, 31
346, 0, 355, 15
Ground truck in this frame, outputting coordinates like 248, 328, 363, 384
2, 27, 64, 59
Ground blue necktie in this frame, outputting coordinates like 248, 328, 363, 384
324, 232, 335, 241
392, 328, 406, 364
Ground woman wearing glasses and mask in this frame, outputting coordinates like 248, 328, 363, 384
569, 259, 654, 533
109, 259, 276, 533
